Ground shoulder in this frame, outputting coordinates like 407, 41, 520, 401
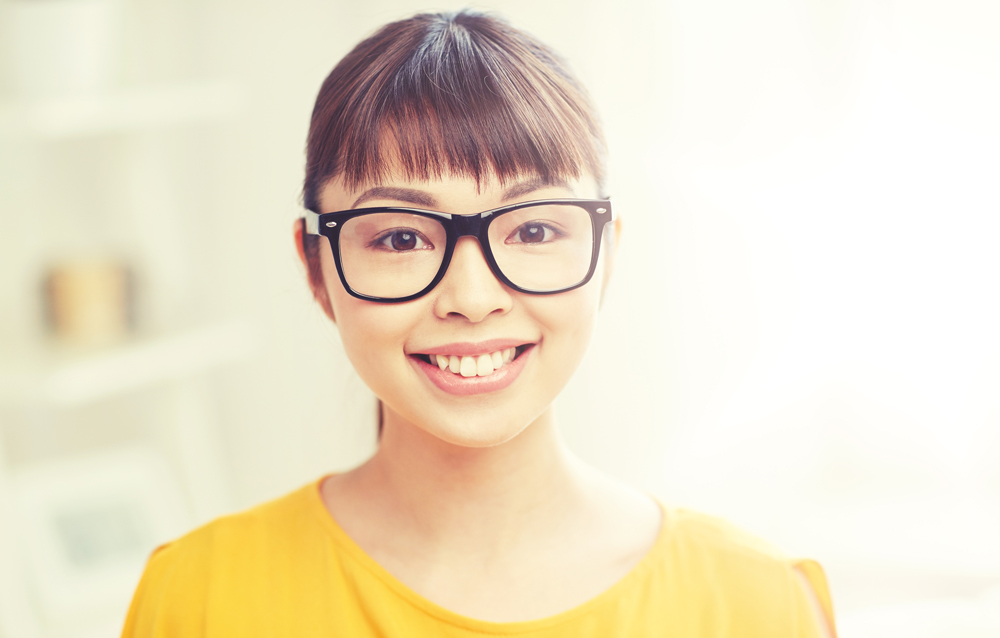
666, 507, 790, 564
651, 506, 834, 635
158, 478, 318, 566
662, 506, 797, 583
121, 480, 325, 636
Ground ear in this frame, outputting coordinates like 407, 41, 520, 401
293, 218, 337, 323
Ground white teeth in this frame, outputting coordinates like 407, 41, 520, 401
460, 356, 477, 377
429, 347, 521, 377
476, 354, 494, 376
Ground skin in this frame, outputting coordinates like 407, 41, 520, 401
293, 169, 834, 633
293, 168, 662, 622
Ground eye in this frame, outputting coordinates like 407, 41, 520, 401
373, 229, 433, 252
507, 222, 559, 244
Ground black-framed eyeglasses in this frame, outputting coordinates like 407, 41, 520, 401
303, 198, 614, 303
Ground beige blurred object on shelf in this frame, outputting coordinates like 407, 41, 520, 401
44, 258, 132, 347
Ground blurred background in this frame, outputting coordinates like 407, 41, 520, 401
0, 0, 997, 635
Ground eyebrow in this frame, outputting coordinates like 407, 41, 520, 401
352, 187, 438, 209
501, 177, 572, 202
349, 178, 574, 210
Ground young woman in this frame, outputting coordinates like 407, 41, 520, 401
123, 11, 836, 637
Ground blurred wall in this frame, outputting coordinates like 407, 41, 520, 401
1, 0, 998, 636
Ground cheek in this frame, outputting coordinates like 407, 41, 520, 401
531, 283, 602, 361
320, 249, 418, 377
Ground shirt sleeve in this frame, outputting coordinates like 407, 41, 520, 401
791, 559, 837, 638
120, 540, 209, 638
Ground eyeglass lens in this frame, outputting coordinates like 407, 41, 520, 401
337, 204, 595, 299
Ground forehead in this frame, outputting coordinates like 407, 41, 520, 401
317, 169, 598, 212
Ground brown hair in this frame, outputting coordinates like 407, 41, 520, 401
301, 10, 608, 291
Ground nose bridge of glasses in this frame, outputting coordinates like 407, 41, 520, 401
446, 215, 499, 284
452, 212, 487, 239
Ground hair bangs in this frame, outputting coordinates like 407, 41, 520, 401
304, 11, 606, 210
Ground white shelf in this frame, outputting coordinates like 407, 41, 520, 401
0, 81, 240, 139
0, 319, 261, 408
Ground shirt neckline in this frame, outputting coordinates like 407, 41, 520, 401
304, 474, 674, 634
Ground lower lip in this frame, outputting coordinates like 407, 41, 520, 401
410, 346, 534, 397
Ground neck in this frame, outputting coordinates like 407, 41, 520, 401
354, 405, 586, 552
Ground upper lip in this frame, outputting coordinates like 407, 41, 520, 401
410, 339, 534, 357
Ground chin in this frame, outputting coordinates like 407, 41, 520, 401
420, 413, 534, 449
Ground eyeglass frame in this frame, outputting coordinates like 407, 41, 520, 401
302, 198, 615, 303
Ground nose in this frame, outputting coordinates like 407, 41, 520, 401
432, 236, 513, 322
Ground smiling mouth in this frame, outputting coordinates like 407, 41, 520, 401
413, 345, 532, 378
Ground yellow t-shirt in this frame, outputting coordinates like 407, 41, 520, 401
122, 477, 836, 637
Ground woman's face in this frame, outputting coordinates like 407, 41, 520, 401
311, 170, 610, 448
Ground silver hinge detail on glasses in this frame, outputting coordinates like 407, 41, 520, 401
596, 208, 607, 213
326, 221, 337, 227
303, 211, 321, 235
